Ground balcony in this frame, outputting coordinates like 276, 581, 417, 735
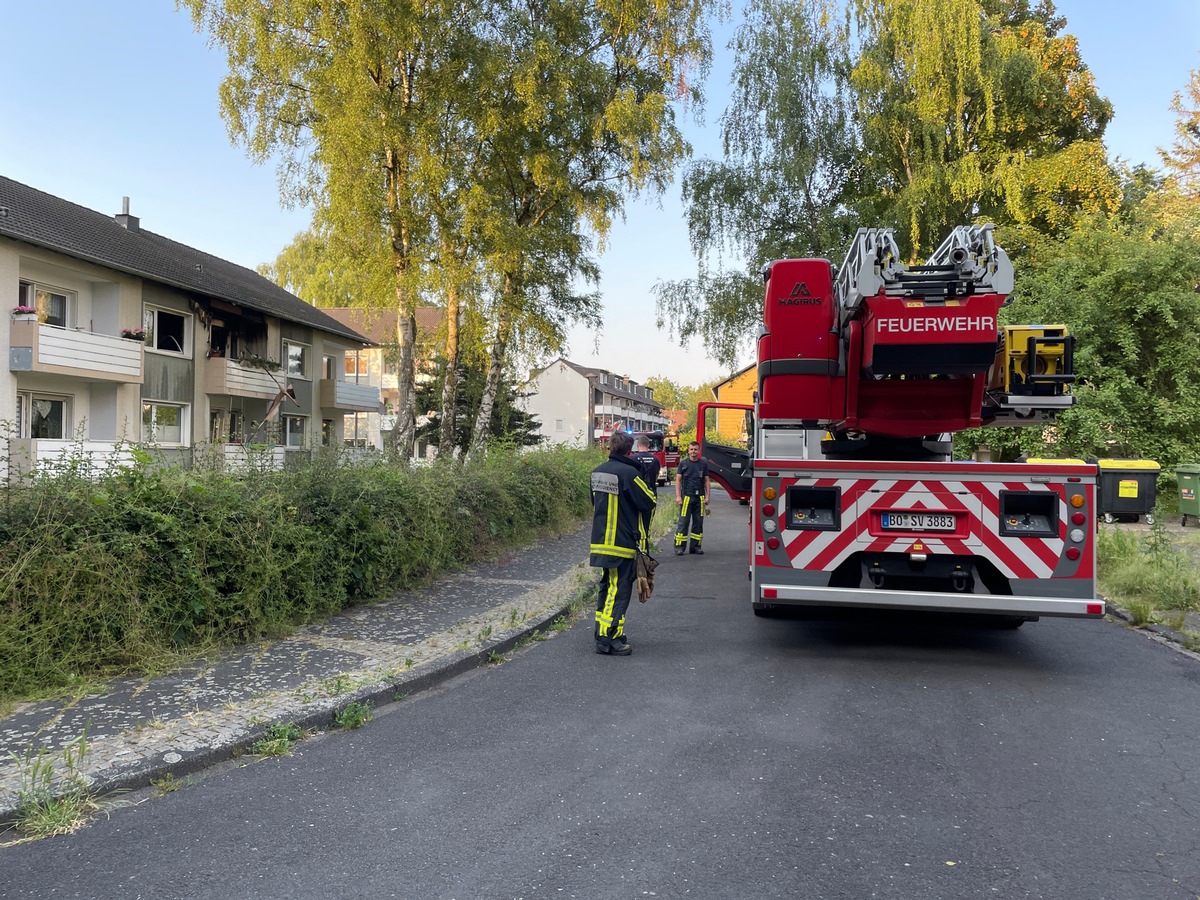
205, 356, 284, 400
219, 443, 287, 473
318, 378, 382, 413
5, 439, 138, 480
9, 321, 143, 383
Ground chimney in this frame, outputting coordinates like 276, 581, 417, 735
115, 196, 140, 232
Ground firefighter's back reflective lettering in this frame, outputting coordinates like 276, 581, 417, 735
591, 472, 619, 494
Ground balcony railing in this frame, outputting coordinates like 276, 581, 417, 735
205, 357, 284, 400
318, 378, 382, 412
9, 321, 143, 383
220, 443, 288, 473
5, 439, 139, 480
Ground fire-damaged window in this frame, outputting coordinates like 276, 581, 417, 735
143, 307, 190, 355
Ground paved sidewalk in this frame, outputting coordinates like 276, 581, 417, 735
0, 526, 594, 824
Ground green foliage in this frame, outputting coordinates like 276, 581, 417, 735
333, 701, 373, 730
1097, 524, 1200, 619
852, 0, 1115, 257
0, 445, 598, 702
251, 722, 304, 757
1001, 213, 1200, 467
10, 731, 95, 838
415, 358, 544, 455
656, 0, 857, 366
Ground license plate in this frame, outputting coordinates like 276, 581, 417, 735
882, 512, 956, 531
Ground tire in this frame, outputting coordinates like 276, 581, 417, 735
752, 603, 779, 618
1183, 515, 1189, 527
1103, 512, 1114, 524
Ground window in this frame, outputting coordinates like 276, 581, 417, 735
19, 281, 74, 328
284, 341, 310, 379
28, 395, 67, 439
143, 307, 190, 354
321, 419, 334, 446
345, 352, 369, 381
323, 356, 336, 380
143, 402, 186, 445
344, 413, 370, 448
281, 415, 307, 448
556, 419, 564, 431
210, 409, 227, 443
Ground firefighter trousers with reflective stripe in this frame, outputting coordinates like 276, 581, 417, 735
674, 495, 705, 550
595, 557, 637, 646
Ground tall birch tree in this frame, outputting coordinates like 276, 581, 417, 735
180, 0, 490, 459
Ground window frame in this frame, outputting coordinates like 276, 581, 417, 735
284, 340, 311, 380
19, 280, 76, 329
20, 392, 71, 439
344, 351, 369, 381
142, 401, 189, 446
281, 414, 307, 448
142, 306, 192, 357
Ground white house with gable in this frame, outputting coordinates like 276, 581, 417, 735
521, 358, 668, 448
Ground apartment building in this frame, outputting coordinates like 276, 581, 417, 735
521, 358, 668, 447
0, 176, 382, 476
321, 306, 442, 452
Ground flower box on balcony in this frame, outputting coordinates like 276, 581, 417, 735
12, 308, 38, 322
120, 328, 146, 341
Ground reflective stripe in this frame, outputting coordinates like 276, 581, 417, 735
634, 476, 656, 503
605, 493, 618, 548
596, 568, 622, 638
591, 543, 636, 558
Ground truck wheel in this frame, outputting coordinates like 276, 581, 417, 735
752, 603, 779, 618
1103, 512, 1114, 524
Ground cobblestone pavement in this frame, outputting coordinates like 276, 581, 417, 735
0, 526, 594, 824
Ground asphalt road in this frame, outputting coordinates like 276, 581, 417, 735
4, 496, 1199, 900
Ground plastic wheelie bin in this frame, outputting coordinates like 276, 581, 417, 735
1177, 464, 1200, 527
1096, 459, 1160, 524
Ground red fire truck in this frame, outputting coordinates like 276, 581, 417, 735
599, 429, 679, 485
700, 225, 1102, 626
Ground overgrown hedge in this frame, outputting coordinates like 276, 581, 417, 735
0, 445, 599, 702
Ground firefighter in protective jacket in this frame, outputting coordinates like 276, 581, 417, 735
590, 431, 658, 655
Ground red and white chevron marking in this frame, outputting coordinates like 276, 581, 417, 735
780, 477, 1069, 581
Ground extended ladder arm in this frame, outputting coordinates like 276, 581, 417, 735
835, 227, 903, 322
926, 224, 1014, 295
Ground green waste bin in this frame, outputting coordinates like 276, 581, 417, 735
1177, 464, 1200, 526
1096, 459, 1160, 524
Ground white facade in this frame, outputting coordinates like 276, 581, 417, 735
522, 359, 592, 447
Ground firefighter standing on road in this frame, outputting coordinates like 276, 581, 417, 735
674, 441, 711, 555
590, 431, 658, 656
630, 435, 661, 551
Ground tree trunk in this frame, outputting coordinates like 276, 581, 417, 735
386, 147, 417, 462
466, 288, 513, 463
390, 303, 418, 460
438, 280, 461, 457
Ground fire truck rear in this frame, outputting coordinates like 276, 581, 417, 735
704, 225, 1103, 624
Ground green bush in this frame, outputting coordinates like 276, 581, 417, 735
0, 444, 600, 702
1097, 519, 1200, 618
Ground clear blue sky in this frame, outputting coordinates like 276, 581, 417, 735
2, 0, 1197, 387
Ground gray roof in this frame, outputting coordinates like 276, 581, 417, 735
542, 357, 664, 411
0, 176, 370, 345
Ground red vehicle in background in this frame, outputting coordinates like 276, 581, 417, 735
601, 430, 678, 485
631, 430, 679, 486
